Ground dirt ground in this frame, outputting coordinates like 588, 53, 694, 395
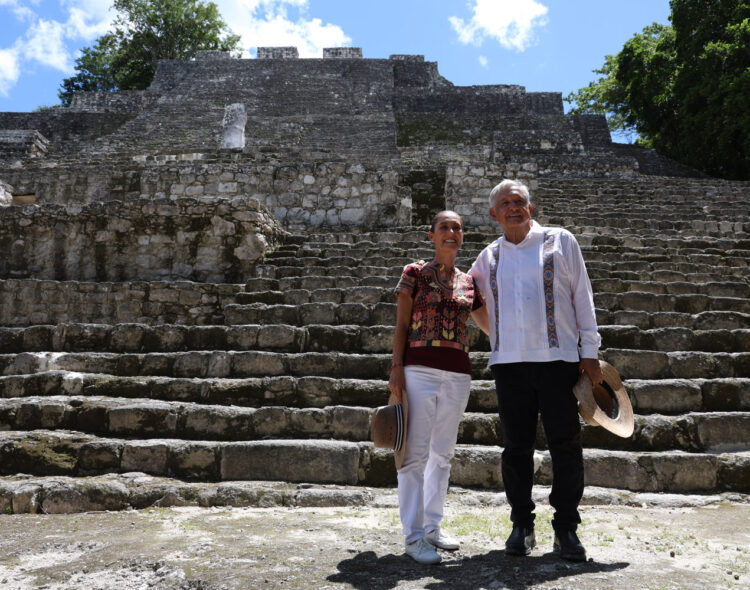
0, 487, 748, 590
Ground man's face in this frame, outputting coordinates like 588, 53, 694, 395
490, 190, 532, 234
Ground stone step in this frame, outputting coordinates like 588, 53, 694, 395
2, 371, 748, 414
1, 349, 748, 380
257, 253, 750, 272
235, 281, 750, 305
288, 234, 750, 251
224, 299, 750, 327
2, 323, 748, 354
0, 475, 375, 514
0, 430, 746, 493
1, 396, 748, 454
276, 245, 750, 264
2, 475, 736, 515
255, 262, 746, 280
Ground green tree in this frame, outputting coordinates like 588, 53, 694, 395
59, 0, 240, 106
566, 0, 750, 180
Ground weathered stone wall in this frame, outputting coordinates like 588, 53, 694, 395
449, 172, 750, 229
0, 130, 49, 161
0, 196, 287, 283
445, 163, 539, 227
139, 158, 409, 227
0, 279, 240, 326
0, 112, 134, 154
0, 155, 411, 227
323, 47, 363, 58
68, 91, 161, 114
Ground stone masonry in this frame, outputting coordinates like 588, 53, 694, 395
0, 48, 748, 513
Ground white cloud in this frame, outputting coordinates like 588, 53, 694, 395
449, 0, 548, 52
0, 47, 21, 97
21, 18, 71, 71
0, 0, 114, 97
215, 0, 351, 57
478, 55, 488, 68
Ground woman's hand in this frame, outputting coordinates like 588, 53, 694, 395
389, 365, 405, 403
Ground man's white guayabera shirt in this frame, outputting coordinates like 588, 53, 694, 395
469, 220, 601, 366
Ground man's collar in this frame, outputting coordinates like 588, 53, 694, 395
500, 220, 541, 246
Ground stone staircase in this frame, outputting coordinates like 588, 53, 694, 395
1, 191, 749, 514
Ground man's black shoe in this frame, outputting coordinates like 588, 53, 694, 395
505, 525, 536, 556
553, 530, 586, 561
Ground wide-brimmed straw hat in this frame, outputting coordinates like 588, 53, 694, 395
370, 393, 408, 469
573, 360, 634, 438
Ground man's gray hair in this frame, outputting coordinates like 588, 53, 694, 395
489, 179, 531, 208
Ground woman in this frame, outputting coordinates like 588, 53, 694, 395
390, 210, 487, 564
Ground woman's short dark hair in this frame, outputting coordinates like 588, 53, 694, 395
430, 210, 463, 232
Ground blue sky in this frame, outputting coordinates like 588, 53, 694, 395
1, 0, 671, 118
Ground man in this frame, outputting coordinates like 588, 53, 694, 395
469, 179, 603, 561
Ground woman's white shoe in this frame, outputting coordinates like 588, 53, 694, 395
405, 538, 442, 564
425, 528, 460, 551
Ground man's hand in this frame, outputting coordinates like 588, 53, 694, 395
389, 366, 405, 402
580, 358, 603, 385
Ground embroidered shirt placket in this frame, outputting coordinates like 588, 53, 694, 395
489, 242, 501, 352
542, 231, 559, 348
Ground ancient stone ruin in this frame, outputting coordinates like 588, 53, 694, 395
0, 48, 748, 513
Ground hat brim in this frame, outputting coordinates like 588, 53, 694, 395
573, 360, 634, 438
390, 392, 408, 470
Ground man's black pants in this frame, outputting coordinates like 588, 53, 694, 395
491, 361, 583, 533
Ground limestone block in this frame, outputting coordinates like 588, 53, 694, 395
221, 440, 360, 484
109, 323, 148, 352
169, 442, 220, 480
40, 479, 129, 514
583, 450, 653, 491
232, 351, 286, 377
295, 488, 370, 507
647, 452, 718, 491
121, 440, 169, 475
300, 302, 336, 324
694, 413, 750, 452
182, 406, 254, 439
206, 351, 231, 378
601, 349, 669, 380
360, 326, 394, 353
172, 352, 210, 378
701, 378, 750, 411
257, 325, 300, 350
288, 407, 329, 436
668, 351, 717, 379
458, 413, 499, 445
108, 403, 178, 435
451, 447, 502, 488
717, 453, 750, 491
627, 378, 701, 413
11, 483, 41, 514
648, 327, 694, 352
226, 325, 259, 349
330, 406, 370, 439
78, 440, 123, 472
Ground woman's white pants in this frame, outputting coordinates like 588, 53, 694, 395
398, 365, 471, 544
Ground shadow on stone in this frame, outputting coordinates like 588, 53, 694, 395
327, 548, 629, 589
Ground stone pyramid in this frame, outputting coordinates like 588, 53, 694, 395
0, 48, 748, 513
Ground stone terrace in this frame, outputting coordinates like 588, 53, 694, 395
0, 48, 749, 513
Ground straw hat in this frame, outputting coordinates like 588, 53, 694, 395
370, 393, 408, 469
573, 360, 634, 438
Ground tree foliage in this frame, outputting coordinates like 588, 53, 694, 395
566, 0, 750, 179
59, 0, 240, 106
